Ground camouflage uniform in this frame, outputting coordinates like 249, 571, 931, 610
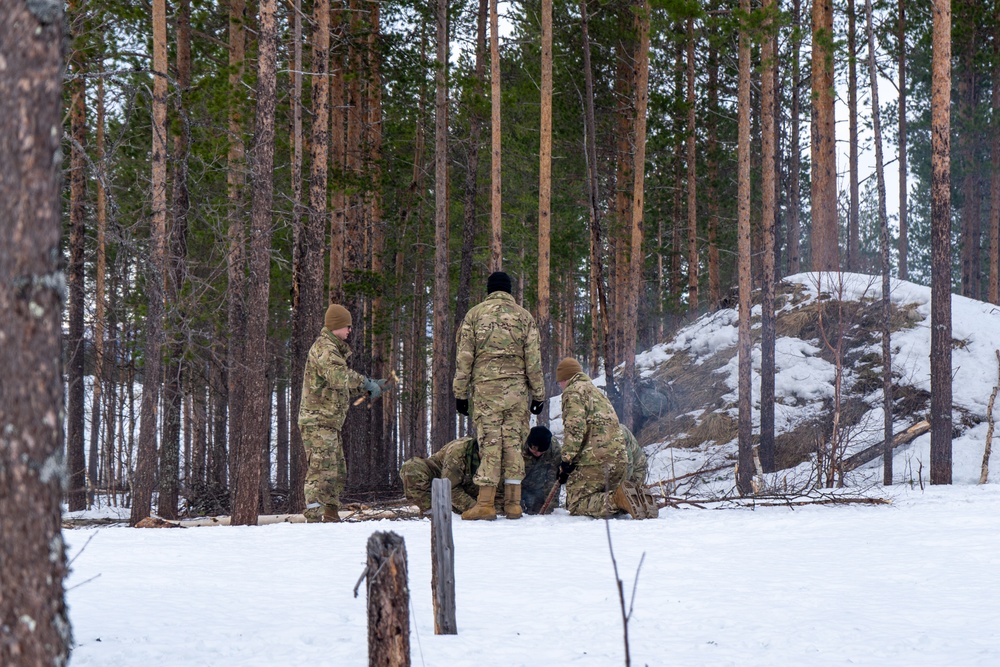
399, 437, 481, 513
298, 329, 366, 522
621, 425, 648, 486
560, 371, 627, 518
521, 439, 562, 514
453, 291, 545, 487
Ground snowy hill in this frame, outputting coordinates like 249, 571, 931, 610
627, 272, 1000, 495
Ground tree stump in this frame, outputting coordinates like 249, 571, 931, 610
431, 478, 457, 634
366, 531, 410, 667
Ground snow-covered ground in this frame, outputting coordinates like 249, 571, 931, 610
66, 485, 1000, 666
64, 274, 1000, 665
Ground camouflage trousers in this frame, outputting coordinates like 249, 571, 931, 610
471, 378, 530, 487
301, 424, 346, 523
399, 458, 479, 514
565, 458, 627, 518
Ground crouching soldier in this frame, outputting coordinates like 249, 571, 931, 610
555, 357, 654, 519
521, 426, 562, 514
399, 437, 489, 515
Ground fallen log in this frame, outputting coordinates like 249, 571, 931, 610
841, 420, 930, 472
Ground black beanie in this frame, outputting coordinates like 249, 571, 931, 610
486, 271, 512, 294
525, 426, 552, 452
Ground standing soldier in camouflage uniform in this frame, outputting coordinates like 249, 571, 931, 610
399, 437, 483, 514
453, 271, 545, 521
555, 357, 654, 519
298, 304, 386, 523
521, 426, 562, 514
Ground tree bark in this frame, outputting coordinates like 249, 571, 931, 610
489, 0, 502, 271
930, 0, 953, 485
707, 11, 721, 306
847, 0, 860, 271
787, 0, 802, 275
866, 0, 893, 485
431, 0, 452, 452
898, 0, 909, 280
760, 0, 777, 473
132, 0, 170, 526
93, 57, 109, 491
232, 0, 278, 525
365, 532, 410, 666
621, 0, 649, 431
686, 16, 698, 313
811, 0, 839, 270
288, 0, 307, 512
736, 0, 754, 496
67, 0, 88, 511
225, 0, 248, 516
0, 3, 71, 661
538, 0, 553, 422
992, 6, 1000, 306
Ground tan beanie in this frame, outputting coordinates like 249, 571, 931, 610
325, 304, 352, 331
556, 357, 583, 382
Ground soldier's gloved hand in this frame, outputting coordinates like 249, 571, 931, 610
557, 461, 576, 485
530, 400, 545, 415
363, 377, 386, 399
456, 398, 469, 416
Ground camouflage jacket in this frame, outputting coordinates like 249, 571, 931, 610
425, 437, 480, 509
453, 291, 545, 401
298, 329, 366, 429
560, 372, 626, 469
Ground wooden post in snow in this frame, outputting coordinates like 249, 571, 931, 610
431, 478, 457, 634
365, 531, 410, 667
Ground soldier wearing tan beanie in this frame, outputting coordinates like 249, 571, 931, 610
298, 303, 386, 523
324, 303, 352, 332
556, 357, 583, 383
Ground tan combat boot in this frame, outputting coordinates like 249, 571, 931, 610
321, 505, 342, 523
612, 482, 646, 519
503, 483, 522, 520
461, 485, 497, 521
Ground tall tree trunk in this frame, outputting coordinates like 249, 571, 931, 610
456, 0, 486, 342
0, 4, 71, 659
67, 0, 88, 511
958, 3, 980, 300
787, 0, 802, 275
847, 0, 860, 271
538, 0, 553, 422
132, 0, 170, 525
707, 12, 721, 306
489, 0, 502, 270
898, 0, 908, 280
93, 58, 109, 490
580, 0, 611, 384
811, 0, 839, 270
991, 7, 1000, 306
621, 0, 649, 431
930, 0, 953, 485
159, 0, 193, 520
329, 3, 346, 304
736, 0, 754, 496
760, 0, 777, 473
865, 0, 893, 485
232, 0, 277, 524
686, 16, 698, 312
225, 0, 248, 515
431, 0, 452, 451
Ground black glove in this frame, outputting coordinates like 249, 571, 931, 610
530, 400, 545, 415
557, 461, 576, 485
456, 398, 469, 416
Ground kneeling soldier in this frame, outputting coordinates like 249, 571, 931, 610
400, 437, 487, 515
